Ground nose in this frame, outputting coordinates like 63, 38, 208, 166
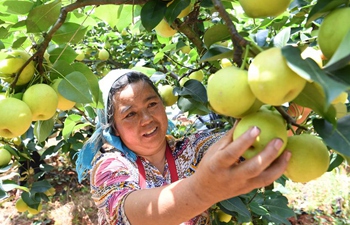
140, 109, 153, 126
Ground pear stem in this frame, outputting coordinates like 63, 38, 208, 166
240, 45, 250, 70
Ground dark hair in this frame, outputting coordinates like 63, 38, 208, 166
106, 71, 160, 131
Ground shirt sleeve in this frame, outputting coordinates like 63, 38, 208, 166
90, 150, 139, 225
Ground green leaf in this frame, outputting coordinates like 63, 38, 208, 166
293, 82, 337, 125
273, 27, 291, 47
200, 45, 233, 62
282, 46, 349, 110
1, 179, 29, 192
306, 0, 348, 26
262, 196, 294, 225
71, 62, 100, 105
48, 45, 77, 65
0, 0, 34, 15
249, 201, 269, 216
62, 114, 82, 140
52, 22, 88, 44
93, 5, 121, 28
203, 24, 231, 48
327, 152, 344, 171
218, 197, 251, 219
30, 180, 51, 194
174, 79, 207, 103
12, 36, 27, 49
26, 0, 61, 33
140, 0, 167, 31
34, 119, 54, 143
313, 115, 350, 157
176, 96, 210, 115
59, 72, 93, 104
323, 30, 350, 71
165, 0, 190, 24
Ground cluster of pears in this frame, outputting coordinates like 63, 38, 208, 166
0, 50, 76, 139
207, 49, 331, 183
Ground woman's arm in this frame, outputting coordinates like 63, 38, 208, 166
125, 126, 291, 225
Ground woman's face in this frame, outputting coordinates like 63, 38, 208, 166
112, 81, 168, 156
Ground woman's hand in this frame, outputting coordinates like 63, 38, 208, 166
191, 126, 291, 204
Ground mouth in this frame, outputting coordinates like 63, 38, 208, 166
143, 127, 158, 137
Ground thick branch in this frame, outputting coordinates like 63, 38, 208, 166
211, 0, 249, 66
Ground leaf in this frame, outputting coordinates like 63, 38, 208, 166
293, 82, 337, 125
0, 180, 29, 192
306, 0, 348, 26
273, 27, 291, 47
59, 72, 93, 104
328, 152, 344, 171
34, 119, 54, 143
218, 197, 251, 219
203, 24, 231, 48
26, 0, 61, 33
313, 115, 350, 157
200, 45, 233, 62
165, 0, 190, 24
71, 62, 100, 106
0, 0, 34, 15
62, 114, 82, 140
93, 5, 121, 28
174, 79, 207, 103
140, 0, 167, 31
323, 30, 350, 71
326, 64, 350, 86
52, 22, 88, 44
262, 193, 295, 225
176, 96, 210, 115
48, 45, 77, 65
282, 46, 349, 110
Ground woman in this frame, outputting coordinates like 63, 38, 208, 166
76, 69, 291, 225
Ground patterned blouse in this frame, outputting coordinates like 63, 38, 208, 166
90, 131, 225, 225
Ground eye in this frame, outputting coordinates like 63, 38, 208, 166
125, 112, 136, 118
149, 102, 158, 107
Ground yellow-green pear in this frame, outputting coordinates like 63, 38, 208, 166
0, 98, 32, 138
22, 84, 58, 121
284, 134, 329, 183
207, 66, 257, 118
248, 47, 307, 106
0, 147, 11, 167
318, 7, 350, 59
239, 0, 291, 18
233, 109, 287, 159
158, 84, 178, 106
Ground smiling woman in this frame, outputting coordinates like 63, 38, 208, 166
75, 69, 291, 225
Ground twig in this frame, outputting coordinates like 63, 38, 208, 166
274, 106, 308, 130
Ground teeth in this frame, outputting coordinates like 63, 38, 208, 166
145, 127, 156, 135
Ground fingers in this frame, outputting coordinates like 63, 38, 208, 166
217, 126, 260, 167
237, 138, 291, 181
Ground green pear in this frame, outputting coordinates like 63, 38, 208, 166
207, 66, 257, 118
233, 108, 287, 159
284, 134, 330, 183
0, 98, 32, 138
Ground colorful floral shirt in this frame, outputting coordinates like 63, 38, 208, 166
90, 131, 225, 225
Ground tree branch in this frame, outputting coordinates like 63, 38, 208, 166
211, 0, 249, 66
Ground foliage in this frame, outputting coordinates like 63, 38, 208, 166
0, 0, 349, 223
